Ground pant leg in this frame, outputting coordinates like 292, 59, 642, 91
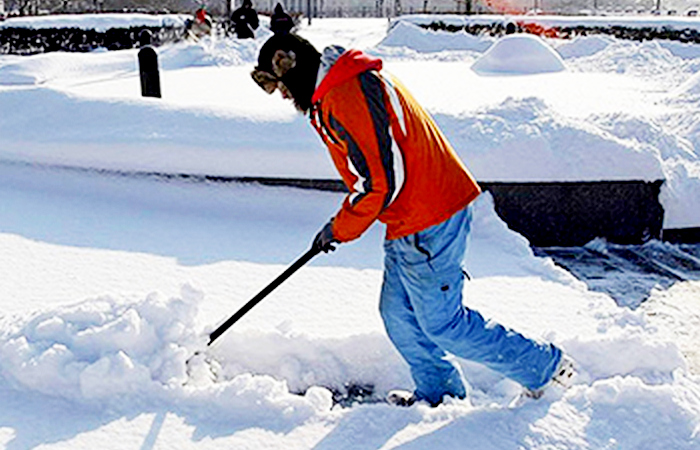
389, 206, 562, 392
380, 241, 466, 406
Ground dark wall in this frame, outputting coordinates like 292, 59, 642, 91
16, 162, 670, 245
223, 177, 667, 246
483, 180, 664, 247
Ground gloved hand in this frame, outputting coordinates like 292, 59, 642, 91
313, 221, 338, 253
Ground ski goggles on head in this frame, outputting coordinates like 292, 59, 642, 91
251, 68, 280, 94
252, 50, 297, 95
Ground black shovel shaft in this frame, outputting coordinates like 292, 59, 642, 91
207, 246, 320, 346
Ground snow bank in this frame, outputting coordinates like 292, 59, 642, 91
0, 286, 200, 401
0, 86, 330, 177
5, 39, 697, 226
443, 97, 664, 182
0, 36, 262, 87
555, 34, 614, 59
588, 112, 700, 228
0, 50, 137, 85
380, 20, 492, 54
0, 284, 334, 425
561, 38, 697, 91
0, 68, 667, 183
659, 159, 700, 228
0, 13, 189, 32
471, 34, 566, 75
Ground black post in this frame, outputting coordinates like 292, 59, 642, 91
137, 30, 161, 98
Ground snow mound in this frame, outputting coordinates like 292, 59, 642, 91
442, 97, 664, 182
0, 284, 334, 420
564, 39, 689, 85
592, 112, 697, 162
589, 112, 700, 228
471, 34, 566, 75
0, 33, 266, 88
555, 34, 614, 59
211, 329, 407, 396
0, 51, 135, 86
0, 286, 202, 401
380, 20, 493, 54
658, 159, 700, 229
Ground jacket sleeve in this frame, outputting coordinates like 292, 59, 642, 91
323, 72, 404, 243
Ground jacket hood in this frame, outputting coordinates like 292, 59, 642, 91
312, 48, 383, 104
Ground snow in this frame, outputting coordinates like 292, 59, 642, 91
0, 13, 699, 449
0, 13, 190, 31
471, 34, 566, 74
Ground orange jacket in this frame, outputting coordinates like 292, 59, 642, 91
310, 48, 481, 242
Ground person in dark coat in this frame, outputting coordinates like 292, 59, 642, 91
231, 0, 260, 39
270, 3, 294, 35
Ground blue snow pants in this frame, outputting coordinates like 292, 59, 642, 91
379, 205, 562, 405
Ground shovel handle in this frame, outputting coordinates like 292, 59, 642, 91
207, 245, 321, 346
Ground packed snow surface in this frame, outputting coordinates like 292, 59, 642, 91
0, 13, 699, 450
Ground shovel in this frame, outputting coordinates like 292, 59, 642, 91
185, 245, 321, 378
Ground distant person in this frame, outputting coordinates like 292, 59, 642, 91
231, 0, 260, 39
138, 29, 153, 48
270, 3, 294, 35
188, 6, 213, 39
250, 33, 576, 406
505, 21, 517, 35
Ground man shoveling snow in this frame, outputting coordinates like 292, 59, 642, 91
251, 32, 574, 406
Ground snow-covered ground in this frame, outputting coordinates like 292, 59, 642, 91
0, 14, 699, 449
